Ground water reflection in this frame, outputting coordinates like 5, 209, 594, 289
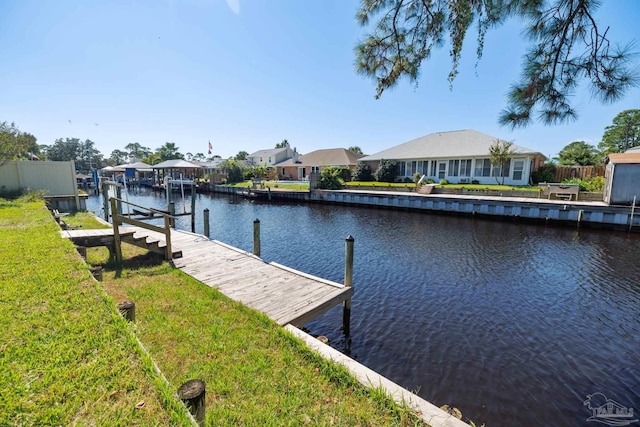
87, 191, 640, 426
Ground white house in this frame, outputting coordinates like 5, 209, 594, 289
247, 147, 295, 168
359, 129, 546, 185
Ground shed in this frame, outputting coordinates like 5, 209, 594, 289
603, 153, 640, 205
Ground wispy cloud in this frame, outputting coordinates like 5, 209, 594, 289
225, 0, 240, 14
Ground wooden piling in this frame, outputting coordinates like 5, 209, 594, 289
115, 185, 123, 216
117, 301, 135, 322
191, 184, 196, 233
343, 235, 354, 336
102, 181, 109, 221
203, 208, 210, 238
577, 209, 584, 228
178, 379, 206, 426
169, 202, 176, 228
253, 218, 261, 257
110, 198, 123, 263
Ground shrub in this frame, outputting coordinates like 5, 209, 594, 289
352, 162, 373, 181
403, 177, 413, 183
561, 176, 605, 192
374, 159, 397, 183
426, 178, 435, 184
439, 179, 449, 185
531, 164, 557, 184
562, 177, 588, 191
319, 166, 344, 190
586, 176, 605, 192
336, 167, 352, 182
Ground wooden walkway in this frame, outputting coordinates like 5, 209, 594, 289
169, 229, 353, 326
62, 226, 353, 327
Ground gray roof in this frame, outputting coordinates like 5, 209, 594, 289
248, 147, 289, 158
152, 159, 202, 169
360, 129, 544, 161
277, 148, 364, 167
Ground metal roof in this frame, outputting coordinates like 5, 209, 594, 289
607, 153, 640, 164
360, 129, 544, 161
152, 159, 202, 169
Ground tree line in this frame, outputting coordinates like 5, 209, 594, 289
1, 109, 637, 172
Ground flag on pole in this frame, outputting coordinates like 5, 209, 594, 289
208, 140, 212, 155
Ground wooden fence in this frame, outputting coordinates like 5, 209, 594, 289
554, 165, 605, 181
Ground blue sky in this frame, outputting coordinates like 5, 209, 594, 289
1, 0, 639, 161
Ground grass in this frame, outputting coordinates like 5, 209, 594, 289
0, 196, 193, 426
433, 184, 539, 191
92, 245, 428, 426
346, 181, 417, 188
346, 181, 540, 191
3, 197, 430, 426
226, 180, 310, 191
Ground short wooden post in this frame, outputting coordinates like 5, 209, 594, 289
77, 246, 87, 261
268, 187, 271, 201
90, 266, 103, 281
169, 202, 176, 228
253, 218, 261, 257
203, 208, 210, 238
178, 379, 206, 426
118, 301, 135, 322
343, 235, 354, 336
164, 215, 173, 260
110, 198, 123, 263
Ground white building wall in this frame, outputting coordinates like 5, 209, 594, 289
0, 160, 78, 196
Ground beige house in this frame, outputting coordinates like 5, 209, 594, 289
276, 148, 365, 180
360, 129, 546, 185
247, 147, 295, 168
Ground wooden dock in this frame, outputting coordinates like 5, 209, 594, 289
62, 225, 353, 327
169, 229, 353, 326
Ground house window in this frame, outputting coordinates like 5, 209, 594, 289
430, 161, 437, 177
438, 162, 446, 179
474, 159, 492, 177
311, 166, 320, 173
460, 159, 472, 177
268, 156, 272, 163
513, 160, 524, 180
492, 161, 511, 178
260, 157, 263, 163
407, 161, 416, 176
397, 161, 406, 176
416, 161, 424, 175
448, 160, 460, 177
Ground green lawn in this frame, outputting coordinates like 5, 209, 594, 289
2, 197, 430, 426
226, 180, 310, 191
0, 196, 193, 426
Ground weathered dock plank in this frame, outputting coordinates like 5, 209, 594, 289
169, 230, 352, 326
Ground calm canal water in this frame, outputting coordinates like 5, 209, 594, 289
87, 190, 640, 426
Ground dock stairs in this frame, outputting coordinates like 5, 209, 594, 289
60, 226, 183, 259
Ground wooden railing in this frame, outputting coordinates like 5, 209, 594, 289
109, 197, 175, 262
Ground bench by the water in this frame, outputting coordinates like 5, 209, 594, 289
539, 182, 580, 201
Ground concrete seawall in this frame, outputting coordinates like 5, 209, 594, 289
201, 185, 640, 231
312, 189, 640, 231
